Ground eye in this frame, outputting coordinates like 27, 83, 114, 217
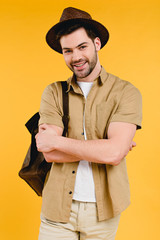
79, 45, 87, 50
63, 49, 72, 54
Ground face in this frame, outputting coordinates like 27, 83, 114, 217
60, 28, 101, 80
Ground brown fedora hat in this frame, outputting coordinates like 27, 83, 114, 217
46, 7, 109, 53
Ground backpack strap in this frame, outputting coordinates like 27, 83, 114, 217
61, 81, 69, 137
25, 81, 69, 136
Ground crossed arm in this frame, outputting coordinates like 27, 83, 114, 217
35, 121, 137, 166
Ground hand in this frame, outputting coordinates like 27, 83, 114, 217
35, 124, 59, 152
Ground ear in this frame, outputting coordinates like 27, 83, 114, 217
94, 37, 101, 51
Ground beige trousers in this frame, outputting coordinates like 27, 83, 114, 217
38, 200, 120, 240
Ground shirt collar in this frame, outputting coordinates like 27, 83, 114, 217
98, 66, 109, 84
66, 66, 109, 93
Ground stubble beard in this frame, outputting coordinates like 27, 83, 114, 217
69, 49, 98, 79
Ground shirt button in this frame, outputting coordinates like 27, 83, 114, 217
72, 171, 75, 174
69, 191, 72, 195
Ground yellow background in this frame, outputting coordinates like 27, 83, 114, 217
1, 0, 160, 239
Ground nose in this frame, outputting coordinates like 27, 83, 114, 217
72, 49, 81, 63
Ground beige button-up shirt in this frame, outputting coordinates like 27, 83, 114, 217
39, 67, 142, 222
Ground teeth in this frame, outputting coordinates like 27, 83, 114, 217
75, 63, 85, 67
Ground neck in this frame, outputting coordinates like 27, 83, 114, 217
77, 60, 101, 82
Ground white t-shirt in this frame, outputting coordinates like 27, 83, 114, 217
72, 81, 96, 202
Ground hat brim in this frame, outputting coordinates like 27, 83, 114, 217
46, 18, 109, 53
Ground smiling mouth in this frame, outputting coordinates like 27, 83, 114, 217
74, 63, 85, 67
72, 62, 87, 69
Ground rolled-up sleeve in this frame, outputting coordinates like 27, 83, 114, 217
39, 83, 64, 129
110, 83, 142, 129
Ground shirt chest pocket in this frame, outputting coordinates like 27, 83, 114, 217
96, 99, 115, 139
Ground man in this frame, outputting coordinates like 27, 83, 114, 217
35, 7, 142, 240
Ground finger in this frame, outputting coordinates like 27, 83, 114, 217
39, 123, 47, 131
132, 141, 136, 147
35, 133, 41, 139
35, 133, 38, 139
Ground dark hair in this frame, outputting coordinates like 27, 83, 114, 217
56, 22, 99, 45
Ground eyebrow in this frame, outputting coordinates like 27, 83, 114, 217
62, 42, 89, 51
